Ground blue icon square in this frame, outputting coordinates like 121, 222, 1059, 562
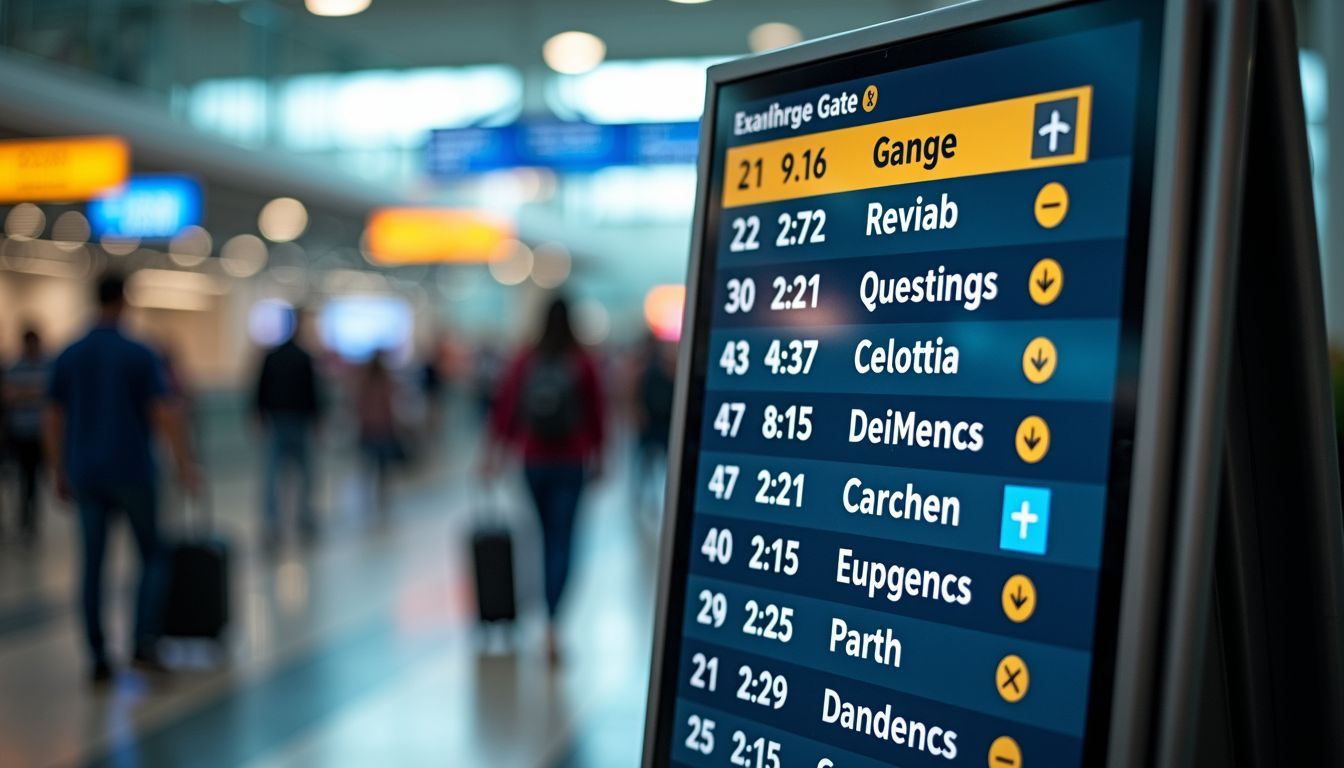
1000, 485, 1051, 556
1031, 97, 1079, 158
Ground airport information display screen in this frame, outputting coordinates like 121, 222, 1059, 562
653, 1, 1163, 766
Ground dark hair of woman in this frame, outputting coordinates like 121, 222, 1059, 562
535, 297, 578, 357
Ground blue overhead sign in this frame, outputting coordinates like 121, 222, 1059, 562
87, 174, 202, 240
425, 121, 700, 177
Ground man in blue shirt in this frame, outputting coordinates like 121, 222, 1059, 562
5, 327, 51, 542
45, 273, 199, 683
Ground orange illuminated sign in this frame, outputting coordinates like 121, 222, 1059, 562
364, 208, 515, 265
0, 135, 130, 203
644, 284, 686, 342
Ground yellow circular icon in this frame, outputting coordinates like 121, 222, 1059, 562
1001, 575, 1037, 623
1015, 416, 1050, 464
862, 85, 878, 112
1022, 337, 1057, 384
1034, 182, 1069, 228
988, 735, 1023, 768
997, 655, 1031, 703
1029, 258, 1063, 305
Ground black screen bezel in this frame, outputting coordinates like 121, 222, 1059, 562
646, 1, 1167, 764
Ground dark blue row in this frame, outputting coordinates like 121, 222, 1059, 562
672, 645, 1083, 767
705, 318, 1120, 403
698, 391, 1116, 484
685, 516, 1100, 650
690, 451, 1107, 570
708, 237, 1126, 331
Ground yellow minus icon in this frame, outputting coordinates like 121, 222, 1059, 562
988, 735, 1023, 768
1034, 182, 1069, 228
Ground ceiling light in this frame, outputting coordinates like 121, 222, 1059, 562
258, 197, 308, 243
4, 203, 44, 239
305, 0, 371, 17
749, 22, 803, 53
543, 31, 607, 75
668, 0, 713, 3
488, 240, 534, 286
51, 210, 90, 250
221, 234, 269, 278
169, 225, 213, 268
530, 242, 572, 289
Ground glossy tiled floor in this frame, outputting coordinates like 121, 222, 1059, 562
0, 412, 658, 767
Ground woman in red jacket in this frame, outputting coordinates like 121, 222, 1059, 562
483, 297, 605, 663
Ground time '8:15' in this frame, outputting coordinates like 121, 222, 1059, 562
711, 402, 814, 442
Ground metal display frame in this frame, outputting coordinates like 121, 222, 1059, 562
640, 0, 1344, 765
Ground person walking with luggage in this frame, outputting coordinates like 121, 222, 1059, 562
254, 308, 323, 549
355, 350, 402, 517
45, 274, 200, 683
483, 297, 606, 665
5, 327, 51, 543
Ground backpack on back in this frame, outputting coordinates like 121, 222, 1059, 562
520, 354, 581, 443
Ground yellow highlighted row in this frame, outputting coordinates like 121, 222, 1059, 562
722, 86, 1092, 208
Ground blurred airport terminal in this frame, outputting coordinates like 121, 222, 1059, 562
0, 1, 1339, 766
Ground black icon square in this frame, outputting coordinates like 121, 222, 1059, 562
1032, 97, 1079, 158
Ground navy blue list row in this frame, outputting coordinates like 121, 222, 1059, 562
690, 450, 1107, 570
706, 237, 1127, 331
697, 390, 1116, 484
705, 318, 1120, 403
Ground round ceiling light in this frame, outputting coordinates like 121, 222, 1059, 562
543, 31, 607, 75
4, 203, 44, 240
258, 197, 309, 243
305, 0, 371, 17
749, 22, 803, 53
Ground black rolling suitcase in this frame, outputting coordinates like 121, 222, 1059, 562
472, 526, 517, 623
162, 501, 230, 641
471, 488, 517, 624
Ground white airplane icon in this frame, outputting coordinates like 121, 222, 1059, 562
1039, 109, 1072, 152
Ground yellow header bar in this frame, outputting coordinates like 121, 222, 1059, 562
0, 135, 130, 203
722, 87, 1092, 208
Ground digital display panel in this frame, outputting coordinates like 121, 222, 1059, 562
651, 1, 1164, 766
86, 174, 203, 240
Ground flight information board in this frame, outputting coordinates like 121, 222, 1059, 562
650, 1, 1164, 766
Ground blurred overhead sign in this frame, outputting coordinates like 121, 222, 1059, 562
0, 135, 129, 203
87, 175, 203, 240
425, 121, 699, 177
364, 208, 514, 265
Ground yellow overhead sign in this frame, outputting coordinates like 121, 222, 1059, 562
722, 87, 1092, 208
0, 135, 130, 203
364, 208, 515, 265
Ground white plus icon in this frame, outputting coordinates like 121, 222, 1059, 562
1038, 109, 1072, 152
1011, 501, 1039, 540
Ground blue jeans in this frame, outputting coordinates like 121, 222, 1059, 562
264, 415, 315, 534
524, 463, 586, 617
76, 484, 165, 663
